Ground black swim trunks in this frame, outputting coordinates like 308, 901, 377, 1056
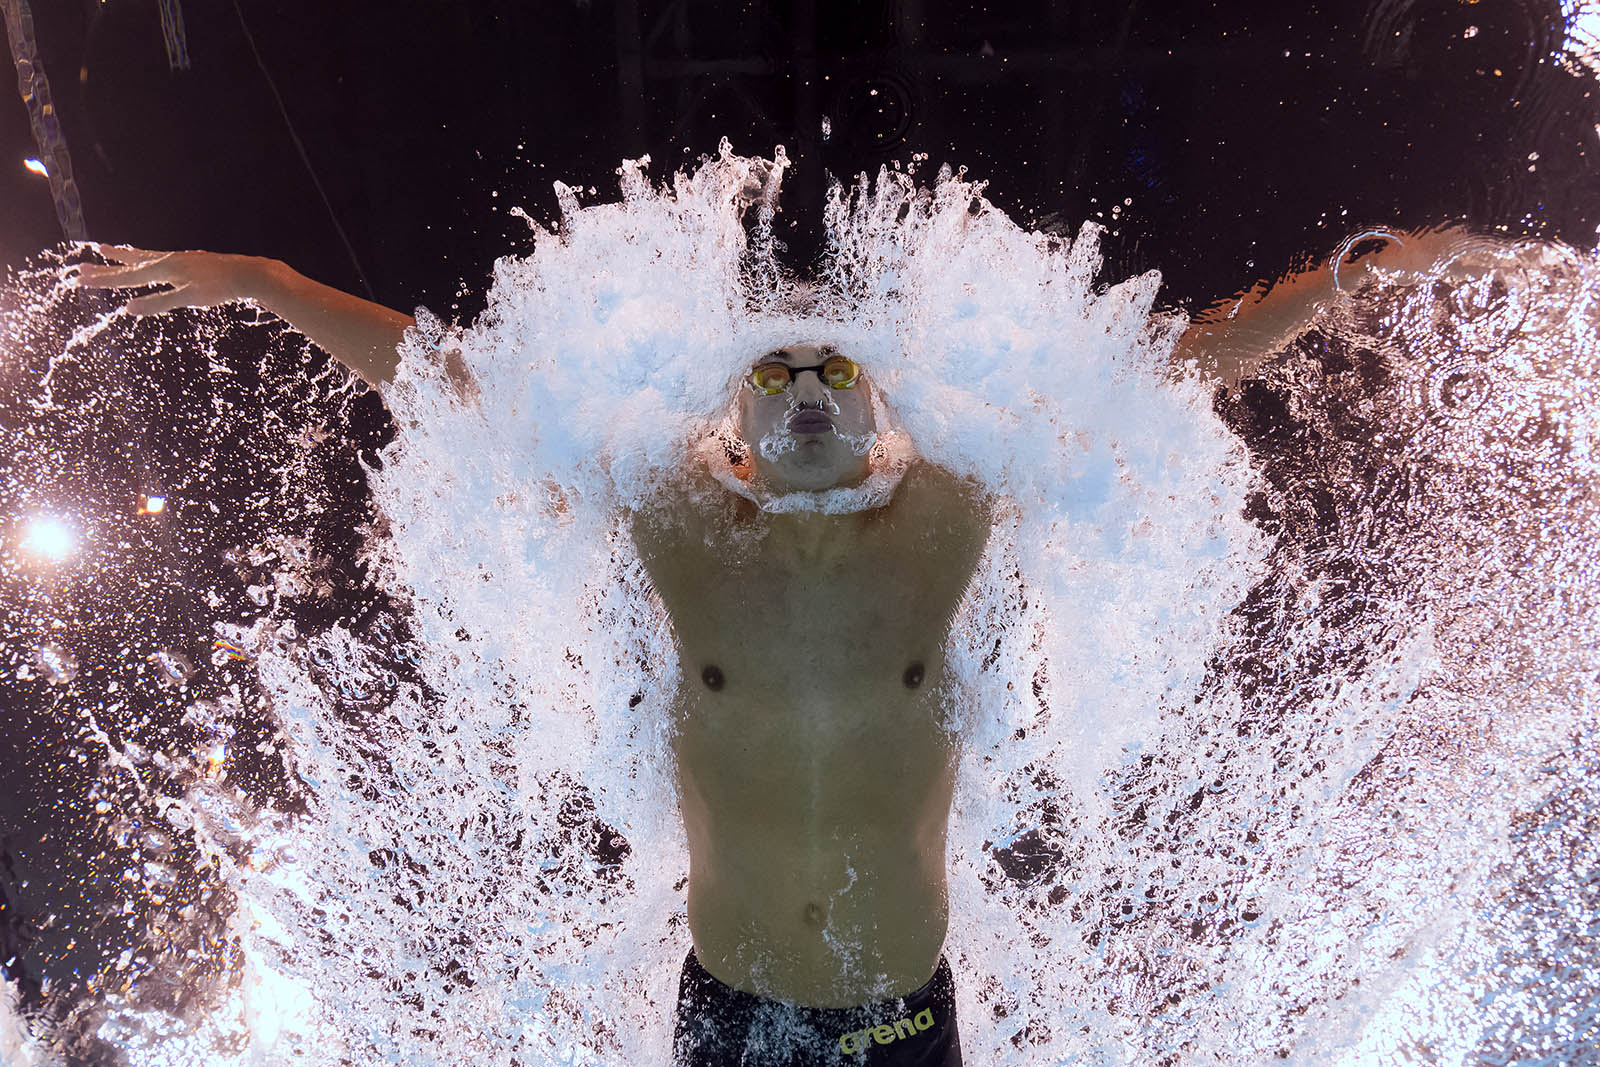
672, 950, 962, 1066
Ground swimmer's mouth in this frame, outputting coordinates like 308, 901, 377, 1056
788, 412, 833, 434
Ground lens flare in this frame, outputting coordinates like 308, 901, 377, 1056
19, 515, 75, 561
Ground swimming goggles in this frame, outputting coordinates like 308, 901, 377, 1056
747, 353, 862, 396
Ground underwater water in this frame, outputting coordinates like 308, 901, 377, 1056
0, 143, 1597, 1065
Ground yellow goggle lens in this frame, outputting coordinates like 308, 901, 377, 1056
821, 356, 860, 388
750, 364, 791, 394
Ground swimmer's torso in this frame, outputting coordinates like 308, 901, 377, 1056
630, 458, 991, 1008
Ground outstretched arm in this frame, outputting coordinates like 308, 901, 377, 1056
73, 246, 475, 405
1172, 225, 1476, 389
257, 258, 415, 392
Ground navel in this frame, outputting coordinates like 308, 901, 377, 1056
701, 664, 725, 691
803, 901, 826, 927
903, 661, 925, 689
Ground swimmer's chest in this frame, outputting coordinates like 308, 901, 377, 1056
673, 530, 946, 700
632, 465, 989, 748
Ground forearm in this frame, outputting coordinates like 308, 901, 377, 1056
256, 258, 413, 391
1175, 225, 1474, 389
1173, 265, 1337, 389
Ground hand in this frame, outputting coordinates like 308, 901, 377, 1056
71, 244, 279, 316
71, 244, 417, 398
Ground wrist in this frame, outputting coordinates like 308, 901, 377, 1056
251, 256, 298, 312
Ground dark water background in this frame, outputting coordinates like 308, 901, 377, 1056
5, 1, 1598, 318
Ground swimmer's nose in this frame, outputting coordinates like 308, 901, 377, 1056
792, 371, 829, 406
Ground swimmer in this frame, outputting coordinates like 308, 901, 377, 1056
73, 224, 1468, 1065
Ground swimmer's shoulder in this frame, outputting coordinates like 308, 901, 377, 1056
627, 456, 750, 564
890, 459, 994, 564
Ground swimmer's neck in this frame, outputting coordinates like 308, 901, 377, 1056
746, 456, 879, 551
761, 495, 873, 563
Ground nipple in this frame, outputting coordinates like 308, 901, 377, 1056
903, 662, 925, 688
701, 664, 725, 691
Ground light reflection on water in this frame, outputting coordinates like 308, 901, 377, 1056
0, 146, 1596, 1064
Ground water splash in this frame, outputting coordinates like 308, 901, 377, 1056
0, 142, 1596, 1064
1561, 0, 1600, 76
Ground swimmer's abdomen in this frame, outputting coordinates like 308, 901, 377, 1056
672, 660, 959, 1007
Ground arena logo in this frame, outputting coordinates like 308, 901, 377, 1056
837, 1008, 935, 1054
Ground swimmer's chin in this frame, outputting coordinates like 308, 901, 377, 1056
760, 455, 875, 494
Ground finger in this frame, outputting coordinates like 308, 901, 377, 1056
73, 259, 180, 290
70, 263, 131, 286
124, 287, 195, 317
92, 243, 171, 267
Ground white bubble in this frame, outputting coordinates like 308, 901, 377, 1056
35, 641, 77, 683
148, 648, 195, 687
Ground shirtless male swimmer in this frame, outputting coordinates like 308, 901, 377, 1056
74, 222, 1461, 1065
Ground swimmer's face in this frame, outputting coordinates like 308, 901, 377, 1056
734, 345, 877, 491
